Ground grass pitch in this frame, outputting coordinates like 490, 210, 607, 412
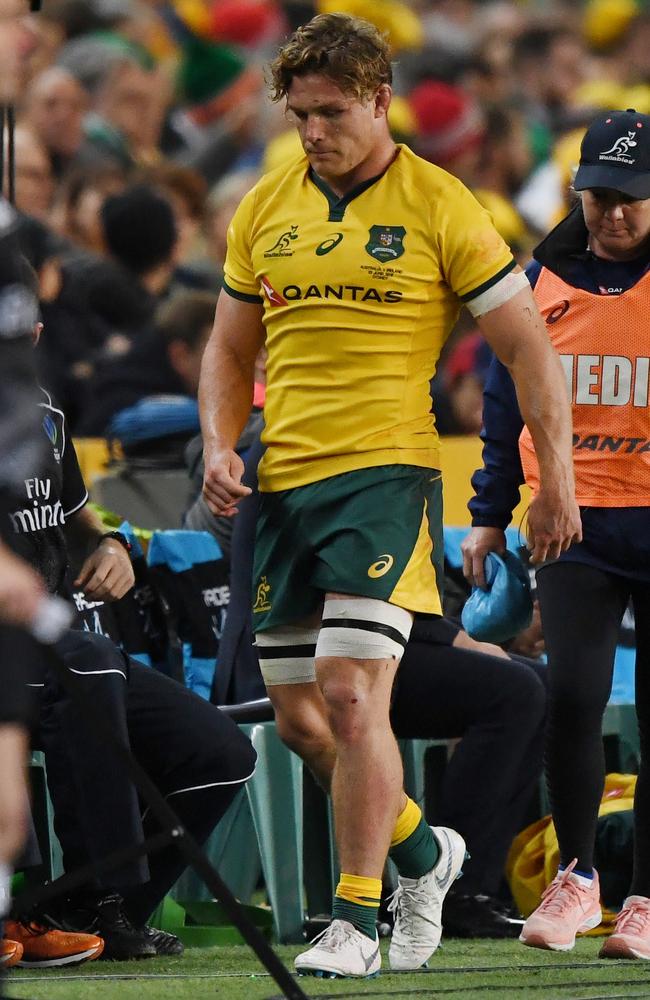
6, 938, 650, 999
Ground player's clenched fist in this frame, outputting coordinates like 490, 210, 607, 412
202, 445, 252, 517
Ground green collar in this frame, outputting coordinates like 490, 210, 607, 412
308, 155, 395, 222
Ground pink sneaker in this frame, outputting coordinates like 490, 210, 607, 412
600, 896, 650, 960
519, 859, 602, 951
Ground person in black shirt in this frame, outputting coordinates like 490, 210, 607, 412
6, 315, 256, 961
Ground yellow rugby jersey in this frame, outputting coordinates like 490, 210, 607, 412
224, 143, 514, 491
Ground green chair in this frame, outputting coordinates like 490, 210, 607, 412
171, 786, 262, 905
170, 718, 305, 943
25, 752, 63, 886
399, 738, 450, 813
241, 721, 305, 943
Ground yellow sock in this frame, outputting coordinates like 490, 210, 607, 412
389, 797, 439, 878
333, 873, 382, 938
390, 796, 421, 847
335, 873, 383, 907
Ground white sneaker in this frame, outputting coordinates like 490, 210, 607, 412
294, 919, 381, 979
388, 826, 467, 970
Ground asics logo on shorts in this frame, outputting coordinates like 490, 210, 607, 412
367, 554, 394, 578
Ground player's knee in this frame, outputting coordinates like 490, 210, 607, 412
274, 708, 331, 758
319, 674, 376, 744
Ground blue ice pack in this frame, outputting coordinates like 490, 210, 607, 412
461, 550, 533, 643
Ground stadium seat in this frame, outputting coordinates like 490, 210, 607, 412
172, 785, 262, 906
400, 738, 450, 813
25, 752, 64, 886
172, 717, 306, 943
91, 468, 193, 531
240, 721, 305, 943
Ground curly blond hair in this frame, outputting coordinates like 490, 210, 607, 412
269, 13, 392, 103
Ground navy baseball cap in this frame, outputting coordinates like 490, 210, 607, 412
573, 109, 650, 198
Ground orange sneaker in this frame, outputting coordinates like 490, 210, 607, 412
600, 896, 650, 960
0, 939, 23, 968
4, 919, 104, 967
519, 860, 602, 951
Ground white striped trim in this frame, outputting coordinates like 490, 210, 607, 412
68, 667, 127, 680
63, 490, 89, 518
166, 768, 257, 798
140, 766, 257, 822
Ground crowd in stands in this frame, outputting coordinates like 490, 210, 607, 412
2, 0, 647, 973
6, 0, 650, 447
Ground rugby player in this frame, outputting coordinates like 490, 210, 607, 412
199, 13, 581, 978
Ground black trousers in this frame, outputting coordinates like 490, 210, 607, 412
0, 626, 42, 726
33, 629, 256, 924
537, 560, 650, 895
390, 638, 546, 896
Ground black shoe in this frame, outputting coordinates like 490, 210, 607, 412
49, 893, 158, 961
442, 890, 524, 939
141, 926, 184, 956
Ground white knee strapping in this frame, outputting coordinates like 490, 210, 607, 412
315, 597, 412, 661
255, 626, 319, 686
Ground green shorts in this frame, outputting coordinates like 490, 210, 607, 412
252, 465, 443, 632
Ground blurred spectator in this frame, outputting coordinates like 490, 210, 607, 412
473, 107, 533, 259
613, 11, 650, 87
420, 0, 475, 55
203, 169, 258, 279
37, 184, 178, 428
512, 26, 590, 141
63, 43, 168, 168
23, 66, 88, 177
207, 0, 285, 48
409, 79, 485, 185
77, 289, 216, 443
4, 126, 55, 223
100, 182, 178, 299
143, 162, 212, 285
582, 0, 639, 56
49, 163, 127, 255
432, 332, 492, 437
475, 108, 532, 207
320, 0, 423, 52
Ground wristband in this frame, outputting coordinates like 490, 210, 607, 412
98, 530, 132, 554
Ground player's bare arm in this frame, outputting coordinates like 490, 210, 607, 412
0, 540, 46, 627
199, 292, 265, 517
476, 275, 582, 565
